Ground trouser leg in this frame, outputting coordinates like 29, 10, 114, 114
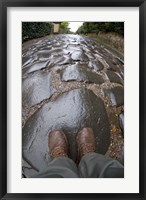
32, 157, 79, 178
78, 152, 124, 178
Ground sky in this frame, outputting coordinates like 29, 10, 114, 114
68, 22, 83, 32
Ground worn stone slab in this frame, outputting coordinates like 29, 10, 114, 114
22, 71, 55, 109
60, 64, 104, 84
48, 55, 73, 67
106, 70, 123, 84
88, 60, 104, 71
112, 57, 124, 65
22, 88, 110, 176
71, 50, 89, 61
119, 112, 124, 134
103, 86, 124, 107
22, 60, 50, 75
22, 56, 34, 67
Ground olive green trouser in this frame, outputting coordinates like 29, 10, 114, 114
32, 152, 124, 178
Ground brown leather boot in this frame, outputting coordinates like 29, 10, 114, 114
48, 129, 69, 158
76, 128, 96, 162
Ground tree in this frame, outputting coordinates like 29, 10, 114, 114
60, 22, 71, 34
76, 22, 124, 36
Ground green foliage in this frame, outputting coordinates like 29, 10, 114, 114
22, 22, 53, 42
76, 22, 124, 36
60, 22, 69, 30
60, 22, 71, 34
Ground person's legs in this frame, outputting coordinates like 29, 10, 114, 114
32, 128, 124, 178
76, 128, 124, 178
33, 156, 79, 178
79, 152, 124, 178
32, 130, 79, 178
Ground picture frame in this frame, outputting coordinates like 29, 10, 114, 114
0, 0, 145, 199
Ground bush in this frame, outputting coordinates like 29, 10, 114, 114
22, 22, 53, 42
76, 22, 124, 36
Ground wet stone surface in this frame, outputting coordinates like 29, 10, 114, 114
71, 50, 89, 61
88, 60, 104, 71
22, 71, 56, 109
22, 34, 124, 177
119, 112, 124, 134
23, 88, 110, 176
60, 64, 104, 84
22, 60, 50, 75
103, 86, 124, 107
106, 70, 123, 85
